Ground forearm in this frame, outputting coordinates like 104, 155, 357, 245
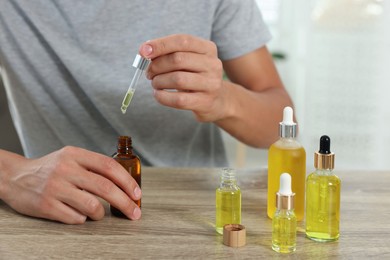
215, 80, 293, 148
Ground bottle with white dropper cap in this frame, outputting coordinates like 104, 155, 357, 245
267, 107, 306, 221
272, 173, 297, 253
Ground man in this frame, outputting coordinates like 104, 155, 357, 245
0, 0, 293, 224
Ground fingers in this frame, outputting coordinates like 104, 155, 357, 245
67, 169, 141, 220
53, 147, 142, 220
8, 184, 87, 224
58, 147, 141, 201
152, 71, 208, 92
139, 34, 217, 59
146, 52, 215, 80
57, 185, 105, 221
39, 198, 87, 225
153, 89, 210, 111
47, 202, 87, 225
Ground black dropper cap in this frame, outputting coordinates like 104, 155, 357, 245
314, 135, 335, 170
319, 135, 331, 154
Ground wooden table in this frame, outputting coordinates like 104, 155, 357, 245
1, 168, 390, 259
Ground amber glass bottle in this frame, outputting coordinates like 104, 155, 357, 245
110, 136, 141, 217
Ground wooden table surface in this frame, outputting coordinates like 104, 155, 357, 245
1, 167, 390, 259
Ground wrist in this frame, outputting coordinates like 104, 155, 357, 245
0, 150, 7, 200
0, 150, 25, 200
218, 80, 239, 121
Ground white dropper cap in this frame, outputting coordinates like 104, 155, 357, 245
282, 107, 296, 126
278, 173, 293, 196
279, 106, 297, 138
276, 173, 295, 210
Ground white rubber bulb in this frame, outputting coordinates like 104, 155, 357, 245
279, 173, 292, 195
282, 106, 295, 125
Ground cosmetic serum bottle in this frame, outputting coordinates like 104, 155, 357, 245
110, 136, 141, 217
306, 135, 340, 242
216, 168, 241, 235
272, 173, 297, 253
268, 107, 306, 221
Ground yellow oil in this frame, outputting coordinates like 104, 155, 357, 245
121, 89, 135, 114
305, 171, 340, 241
267, 139, 306, 221
215, 189, 241, 235
272, 210, 297, 253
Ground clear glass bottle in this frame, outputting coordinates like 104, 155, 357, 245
272, 173, 297, 253
306, 135, 340, 242
110, 136, 141, 217
215, 168, 241, 235
268, 107, 306, 221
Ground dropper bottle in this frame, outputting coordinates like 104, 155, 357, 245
305, 135, 340, 241
110, 136, 141, 217
267, 107, 306, 221
272, 173, 297, 253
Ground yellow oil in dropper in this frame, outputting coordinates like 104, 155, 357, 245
120, 54, 151, 114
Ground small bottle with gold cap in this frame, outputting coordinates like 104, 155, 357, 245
305, 135, 340, 242
272, 173, 297, 253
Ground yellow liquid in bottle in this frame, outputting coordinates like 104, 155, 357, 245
305, 171, 340, 241
272, 210, 297, 253
215, 189, 241, 235
267, 140, 306, 221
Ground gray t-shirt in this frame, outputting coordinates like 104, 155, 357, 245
0, 0, 271, 167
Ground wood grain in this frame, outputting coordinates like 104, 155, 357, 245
1, 167, 390, 259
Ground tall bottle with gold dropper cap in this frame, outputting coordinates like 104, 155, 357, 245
306, 135, 340, 241
267, 107, 306, 221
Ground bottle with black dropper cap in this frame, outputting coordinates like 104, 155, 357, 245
305, 135, 341, 242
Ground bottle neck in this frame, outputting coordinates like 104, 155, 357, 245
314, 168, 333, 176
314, 152, 335, 170
220, 168, 238, 187
220, 179, 237, 187
280, 137, 296, 141
279, 123, 296, 138
117, 136, 133, 155
275, 208, 295, 216
276, 193, 294, 210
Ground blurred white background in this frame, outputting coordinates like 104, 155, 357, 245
224, 0, 390, 171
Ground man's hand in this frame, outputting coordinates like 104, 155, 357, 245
139, 34, 293, 148
0, 147, 141, 224
139, 34, 227, 122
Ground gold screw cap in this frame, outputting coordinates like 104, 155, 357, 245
223, 224, 246, 248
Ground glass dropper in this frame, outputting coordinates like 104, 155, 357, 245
120, 54, 151, 114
